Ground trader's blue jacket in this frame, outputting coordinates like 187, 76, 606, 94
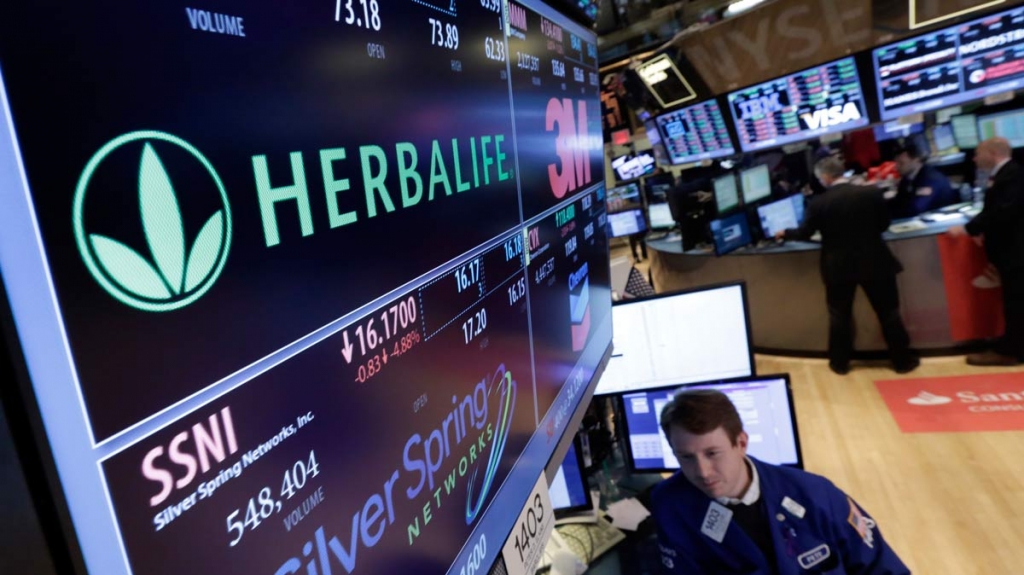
651, 457, 910, 575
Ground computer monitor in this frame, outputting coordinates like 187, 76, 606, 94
873, 121, 923, 142
620, 375, 803, 473
648, 203, 675, 230
740, 164, 771, 205
549, 438, 592, 516
607, 208, 647, 238
757, 194, 805, 237
932, 124, 957, 154
595, 283, 754, 395
713, 173, 740, 214
951, 114, 979, 149
607, 183, 643, 212
646, 181, 674, 204
611, 151, 656, 181
710, 212, 752, 256
978, 109, 1024, 148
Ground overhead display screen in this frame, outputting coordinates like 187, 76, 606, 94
873, 6, 1024, 121
654, 99, 735, 165
727, 57, 869, 152
0, 1, 610, 575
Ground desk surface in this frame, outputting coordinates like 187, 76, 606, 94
647, 206, 973, 257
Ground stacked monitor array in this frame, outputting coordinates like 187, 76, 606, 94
644, 4, 1024, 168
592, 283, 803, 473
0, 2, 613, 575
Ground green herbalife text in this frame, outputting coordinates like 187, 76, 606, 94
254, 136, 512, 247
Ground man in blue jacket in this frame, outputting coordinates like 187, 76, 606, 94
652, 389, 910, 575
890, 141, 957, 219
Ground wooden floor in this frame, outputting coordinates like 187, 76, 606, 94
757, 354, 1024, 575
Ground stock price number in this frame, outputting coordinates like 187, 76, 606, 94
485, 36, 506, 62
429, 18, 459, 50
508, 277, 526, 306
455, 258, 481, 293
336, 0, 381, 30
589, 72, 599, 87
504, 234, 523, 262
517, 51, 540, 72
480, 0, 500, 12
226, 451, 321, 547
512, 493, 547, 564
462, 308, 487, 344
343, 295, 418, 364
574, 67, 584, 82
551, 59, 565, 78
565, 236, 577, 256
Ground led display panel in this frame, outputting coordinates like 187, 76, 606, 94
0, 1, 612, 575
728, 57, 869, 152
873, 6, 1024, 121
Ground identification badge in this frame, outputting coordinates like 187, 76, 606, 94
701, 502, 733, 543
798, 544, 831, 569
782, 496, 806, 519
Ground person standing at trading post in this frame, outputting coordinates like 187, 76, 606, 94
949, 137, 1024, 366
652, 389, 911, 575
775, 156, 918, 375
890, 141, 956, 219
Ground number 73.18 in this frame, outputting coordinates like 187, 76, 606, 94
335, 0, 381, 30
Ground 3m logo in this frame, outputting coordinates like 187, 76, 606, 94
73, 131, 232, 312
546, 98, 591, 199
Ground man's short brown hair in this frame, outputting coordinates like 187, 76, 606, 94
659, 389, 744, 445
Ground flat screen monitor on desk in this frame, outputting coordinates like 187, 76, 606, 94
594, 283, 754, 396
549, 438, 592, 516
620, 375, 803, 473
932, 124, 957, 154
710, 212, 752, 255
648, 203, 675, 230
757, 194, 805, 237
714, 173, 740, 214
607, 182, 643, 212
607, 208, 647, 238
951, 114, 979, 149
978, 109, 1024, 148
740, 164, 771, 205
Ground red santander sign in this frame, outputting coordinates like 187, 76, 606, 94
875, 373, 1024, 433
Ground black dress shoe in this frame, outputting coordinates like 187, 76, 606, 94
893, 357, 920, 374
829, 362, 850, 375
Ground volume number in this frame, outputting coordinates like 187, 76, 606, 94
504, 234, 523, 262
518, 52, 540, 72
565, 236, 577, 256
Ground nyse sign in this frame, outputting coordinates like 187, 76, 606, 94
675, 0, 871, 93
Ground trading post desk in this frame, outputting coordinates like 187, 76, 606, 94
646, 211, 974, 356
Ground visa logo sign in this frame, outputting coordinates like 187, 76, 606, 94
800, 102, 862, 131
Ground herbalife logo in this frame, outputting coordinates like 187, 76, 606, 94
73, 131, 232, 312
907, 391, 952, 406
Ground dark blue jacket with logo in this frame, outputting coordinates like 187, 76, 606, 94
651, 457, 910, 575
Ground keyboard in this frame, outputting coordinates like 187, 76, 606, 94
554, 515, 626, 564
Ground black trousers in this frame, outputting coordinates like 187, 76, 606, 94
824, 274, 912, 367
995, 268, 1024, 359
628, 233, 647, 261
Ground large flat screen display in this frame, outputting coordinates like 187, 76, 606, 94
978, 108, 1024, 147
873, 6, 1024, 121
655, 99, 736, 165
728, 57, 869, 152
0, 2, 611, 575
594, 284, 753, 396
621, 375, 802, 473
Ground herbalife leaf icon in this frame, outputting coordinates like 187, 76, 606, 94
73, 131, 232, 312
907, 391, 952, 406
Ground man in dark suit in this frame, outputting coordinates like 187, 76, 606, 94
949, 137, 1024, 366
890, 141, 957, 219
776, 156, 917, 375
